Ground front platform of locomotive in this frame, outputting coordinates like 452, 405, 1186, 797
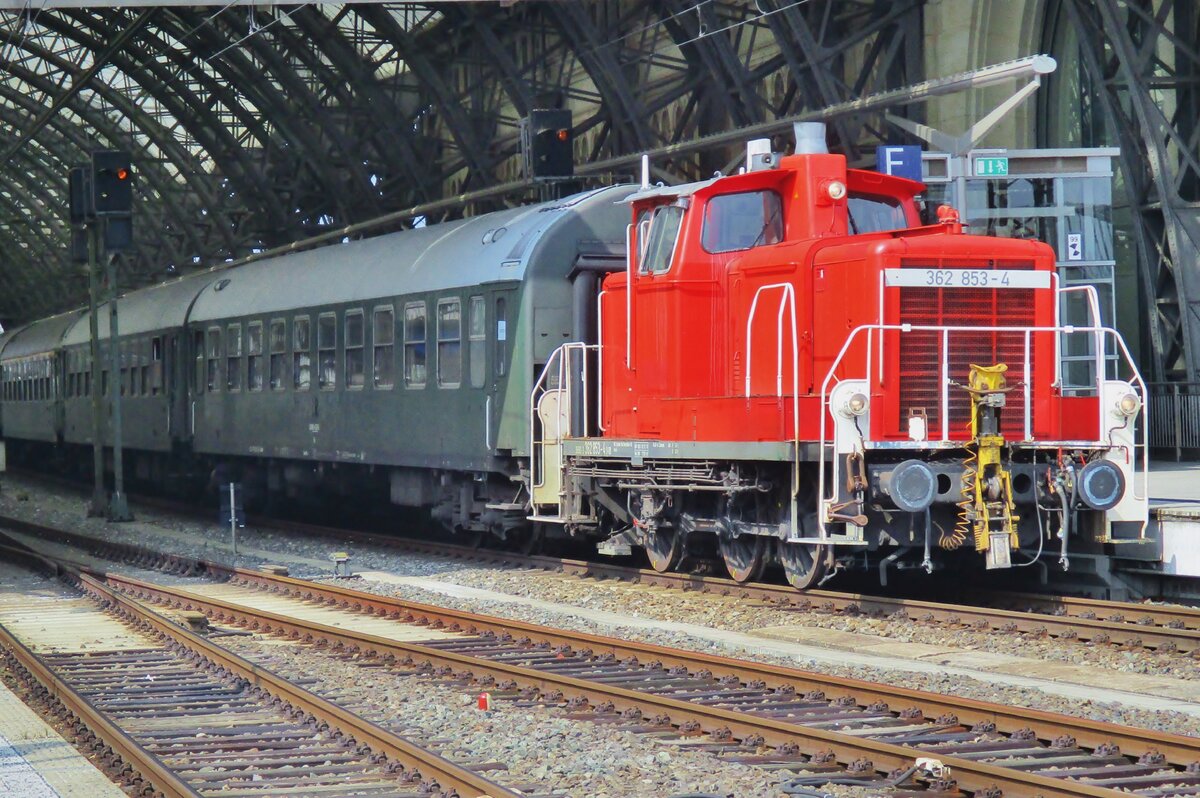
816, 158, 1149, 578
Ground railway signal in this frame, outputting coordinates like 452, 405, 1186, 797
91, 150, 133, 215
521, 109, 573, 180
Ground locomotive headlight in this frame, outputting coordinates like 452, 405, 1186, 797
825, 180, 847, 201
842, 392, 869, 417
1115, 391, 1141, 417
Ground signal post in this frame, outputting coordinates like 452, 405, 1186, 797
69, 151, 134, 521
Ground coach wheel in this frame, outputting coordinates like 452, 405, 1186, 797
719, 535, 767, 583
778, 541, 827, 590
645, 527, 684, 573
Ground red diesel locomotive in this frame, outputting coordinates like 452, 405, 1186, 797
529, 123, 1147, 588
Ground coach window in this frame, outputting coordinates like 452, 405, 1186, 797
269, 319, 287, 390
134, 340, 143, 396
150, 337, 163, 395
193, 330, 204, 391
247, 322, 264, 392
293, 316, 311, 391
372, 306, 395, 389
437, 298, 462, 388
317, 312, 336, 390
225, 324, 242, 391
119, 344, 129, 396
129, 341, 141, 397
403, 302, 426, 388
206, 327, 221, 392
495, 297, 507, 377
345, 309, 365, 389
641, 204, 684, 274
468, 296, 486, 388
702, 190, 783, 253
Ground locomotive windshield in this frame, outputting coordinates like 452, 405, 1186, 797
701, 190, 783, 253
847, 192, 908, 234
641, 205, 684, 274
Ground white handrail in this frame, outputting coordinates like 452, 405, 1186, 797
815, 322, 1148, 538
597, 290, 605, 433
744, 282, 803, 527
744, 283, 798, 398
624, 223, 633, 369
528, 343, 600, 497
1059, 284, 1106, 392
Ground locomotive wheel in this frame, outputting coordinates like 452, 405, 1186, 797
718, 534, 767, 583
778, 541, 827, 590
644, 526, 684, 573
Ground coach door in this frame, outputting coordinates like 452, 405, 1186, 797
481, 288, 515, 453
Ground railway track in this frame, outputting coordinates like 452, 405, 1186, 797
0, 543, 524, 798
9, 470, 1199, 656
366, 536, 1200, 655
4, 524, 1200, 797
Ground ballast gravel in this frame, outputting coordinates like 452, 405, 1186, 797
1, 473, 1197, 741
220, 635, 819, 798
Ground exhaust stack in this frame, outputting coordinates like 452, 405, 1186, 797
793, 122, 828, 154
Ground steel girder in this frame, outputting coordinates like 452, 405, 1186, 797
1063, 0, 1200, 382
0, 1, 925, 327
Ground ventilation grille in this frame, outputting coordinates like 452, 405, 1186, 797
897, 261, 1036, 439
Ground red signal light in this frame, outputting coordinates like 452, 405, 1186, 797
117, 167, 129, 180
556, 128, 569, 142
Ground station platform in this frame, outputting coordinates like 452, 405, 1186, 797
0, 676, 126, 798
1148, 459, 1200, 510
1148, 460, 1200, 581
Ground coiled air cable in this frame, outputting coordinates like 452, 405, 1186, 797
1057, 468, 1073, 571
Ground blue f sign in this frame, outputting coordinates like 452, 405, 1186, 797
876, 145, 923, 182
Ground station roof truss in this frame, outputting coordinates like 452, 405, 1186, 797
1051, 0, 1200, 383
0, 1, 926, 324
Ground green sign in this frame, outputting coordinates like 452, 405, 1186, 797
974, 156, 1009, 177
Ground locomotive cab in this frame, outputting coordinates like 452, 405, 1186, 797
531, 122, 1147, 589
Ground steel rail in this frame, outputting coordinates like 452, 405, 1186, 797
6, 527, 1199, 794
12, 470, 1199, 639
326, 533, 1200, 652
0, 540, 521, 798
0, 615, 203, 798
99, 569, 1152, 798
76, 572, 523, 798
205, 563, 1200, 768
972, 588, 1200, 631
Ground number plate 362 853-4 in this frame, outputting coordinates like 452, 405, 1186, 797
883, 268, 1052, 290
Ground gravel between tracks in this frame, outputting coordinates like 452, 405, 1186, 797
2, 474, 1197, 740
223, 636, 822, 798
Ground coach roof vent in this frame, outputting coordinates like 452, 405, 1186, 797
793, 122, 828, 154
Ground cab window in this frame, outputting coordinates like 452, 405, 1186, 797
640, 205, 684, 274
848, 192, 908, 234
701, 190, 783, 253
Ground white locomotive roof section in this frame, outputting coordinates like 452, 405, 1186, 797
0, 311, 81, 361
0, 327, 20, 359
621, 177, 719, 204
187, 186, 629, 323
61, 272, 217, 347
